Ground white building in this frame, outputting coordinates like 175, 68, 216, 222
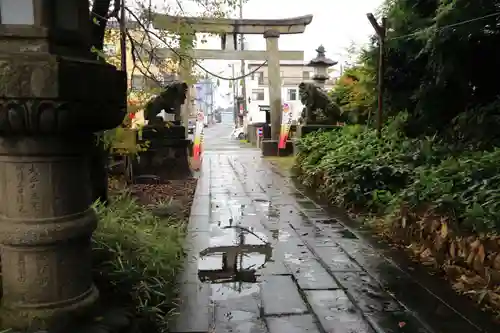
244, 60, 336, 126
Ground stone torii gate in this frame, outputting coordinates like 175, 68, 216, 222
152, 13, 313, 154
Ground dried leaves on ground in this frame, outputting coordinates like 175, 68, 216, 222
131, 178, 197, 220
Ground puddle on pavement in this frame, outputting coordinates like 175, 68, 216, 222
198, 225, 273, 285
267, 205, 279, 218
252, 199, 282, 221
210, 283, 260, 302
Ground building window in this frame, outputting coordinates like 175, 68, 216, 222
257, 72, 264, 85
287, 88, 297, 101
302, 71, 310, 80
130, 75, 145, 91
252, 89, 265, 101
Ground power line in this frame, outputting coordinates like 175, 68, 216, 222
388, 11, 500, 41
123, 7, 266, 81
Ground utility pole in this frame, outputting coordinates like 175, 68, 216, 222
119, 0, 127, 72
210, 81, 214, 124
239, 0, 248, 123
367, 13, 387, 139
230, 63, 238, 127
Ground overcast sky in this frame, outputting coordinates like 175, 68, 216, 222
155, 0, 384, 107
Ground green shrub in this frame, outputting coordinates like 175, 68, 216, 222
92, 192, 186, 332
403, 149, 500, 232
294, 116, 500, 233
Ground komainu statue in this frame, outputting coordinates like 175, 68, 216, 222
298, 82, 344, 125
144, 81, 188, 123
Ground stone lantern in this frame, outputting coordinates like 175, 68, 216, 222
0, 0, 126, 330
307, 45, 337, 88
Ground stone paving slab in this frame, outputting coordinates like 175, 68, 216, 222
266, 314, 321, 333
365, 311, 432, 333
187, 214, 210, 232
171, 280, 212, 332
305, 289, 376, 333
286, 257, 339, 290
313, 246, 363, 272
190, 194, 210, 215
335, 271, 402, 313
260, 275, 309, 316
257, 259, 290, 276
211, 283, 268, 333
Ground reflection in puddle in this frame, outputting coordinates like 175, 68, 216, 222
268, 205, 279, 218
198, 226, 273, 284
210, 283, 260, 301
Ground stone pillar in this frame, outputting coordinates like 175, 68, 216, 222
179, 57, 192, 137
0, 67, 125, 330
0, 135, 99, 327
178, 33, 195, 137
0, 1, 127, 329
264, 29, 282, 141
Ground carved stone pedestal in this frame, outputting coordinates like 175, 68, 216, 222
0, 136, 100, 329
133, 123, 192, 182
0, 56, 126, 330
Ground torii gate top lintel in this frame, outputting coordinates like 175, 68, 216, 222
152, 13, 313, 34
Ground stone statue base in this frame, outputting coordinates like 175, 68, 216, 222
246, 122, 266, 145
261, 139, 294, 157
133, 123, 192, 182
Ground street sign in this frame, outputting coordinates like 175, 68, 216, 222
257, 127, 263, 137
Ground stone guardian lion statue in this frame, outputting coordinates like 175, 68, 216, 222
298, 82, 344, 125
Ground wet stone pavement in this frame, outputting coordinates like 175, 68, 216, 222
174, 123, 497, 333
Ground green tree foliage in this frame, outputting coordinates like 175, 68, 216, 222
297, 0, 500, 234
334, 0, 500, 146
329, 65, 376, 124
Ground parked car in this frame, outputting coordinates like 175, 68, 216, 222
231, 127, 246, 140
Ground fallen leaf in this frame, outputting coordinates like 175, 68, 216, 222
477, 245, 486, 264
440, 222, 448, 239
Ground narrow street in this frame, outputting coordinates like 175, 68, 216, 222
174, 121, 496, 333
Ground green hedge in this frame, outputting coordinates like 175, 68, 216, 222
294, 116, 500, 233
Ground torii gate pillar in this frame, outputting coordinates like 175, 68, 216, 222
264, 29, 282, 143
